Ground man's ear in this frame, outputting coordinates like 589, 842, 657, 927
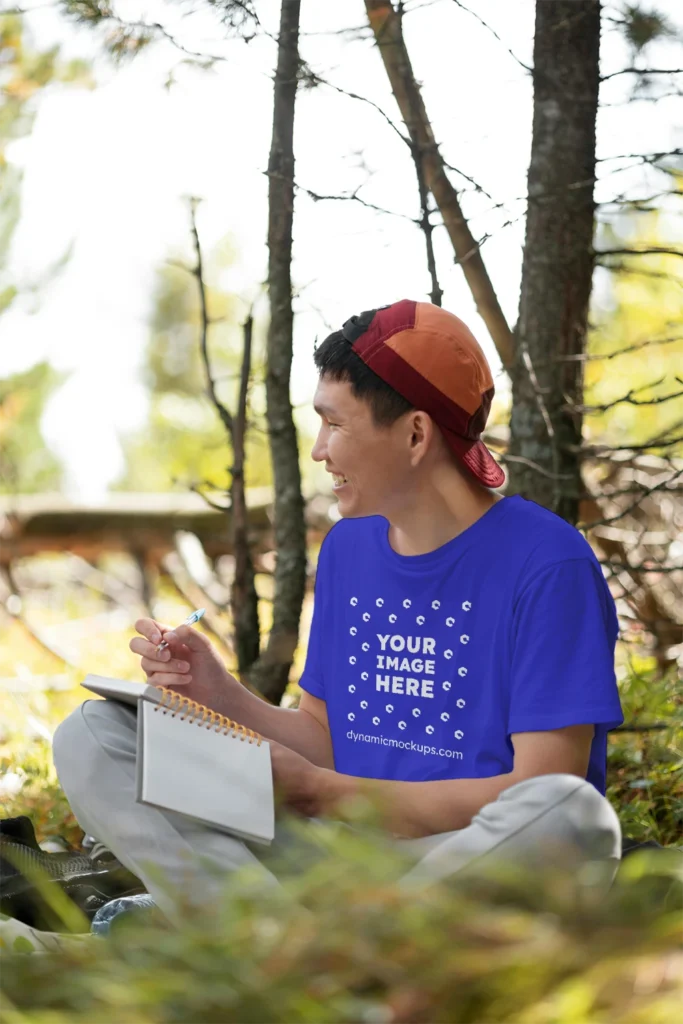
408, 411, 433, 463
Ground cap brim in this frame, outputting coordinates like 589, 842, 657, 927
442, 431, 506, 489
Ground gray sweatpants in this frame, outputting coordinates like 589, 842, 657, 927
53, 700, 622, 918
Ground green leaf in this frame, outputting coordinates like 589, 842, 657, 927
12, 935, 36, 954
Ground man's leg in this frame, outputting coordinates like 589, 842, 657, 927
52, 700, 283, 920
397, 774, 622, 890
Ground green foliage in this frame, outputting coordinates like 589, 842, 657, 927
59, 1, 114, 26
0, 362, 66, 493
0, 12, 93, 296
0, 745, 81, 849
0, 830, 681, 1023
60, 1, 162, 63
607, 664, 683, 845
0, 12, 93, 494
116, 255, 272, 494
587, 209, 683, 451
619, 4, 679, 55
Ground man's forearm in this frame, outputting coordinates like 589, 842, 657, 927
211, 680, 335, 769
317, 769, 522, 838
312, 726, 594, 836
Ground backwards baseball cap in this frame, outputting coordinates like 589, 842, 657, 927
340, 299, 505, 489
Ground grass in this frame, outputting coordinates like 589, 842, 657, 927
606, 663, 683, 847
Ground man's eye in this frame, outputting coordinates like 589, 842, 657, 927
328, 422, 339, 429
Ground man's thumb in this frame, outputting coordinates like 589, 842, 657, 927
165, 625, 212, 652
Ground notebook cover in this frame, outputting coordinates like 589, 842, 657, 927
81, 674, 163, 709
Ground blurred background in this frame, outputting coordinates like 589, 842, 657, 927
1, 0, 682, 853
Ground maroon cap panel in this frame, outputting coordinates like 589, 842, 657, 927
446, 432, 506, 488
358, 299, 418, 357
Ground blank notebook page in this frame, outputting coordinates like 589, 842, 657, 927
137, 700, 274, 845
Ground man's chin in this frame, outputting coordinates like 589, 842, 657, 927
335, 494, 377, 519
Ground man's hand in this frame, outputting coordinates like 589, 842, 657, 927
270, 740, 328, 818
130, 618, 239, 714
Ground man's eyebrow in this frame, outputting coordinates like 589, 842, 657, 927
313, 402, 338, 417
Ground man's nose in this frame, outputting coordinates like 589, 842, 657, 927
311, 429, 326, 463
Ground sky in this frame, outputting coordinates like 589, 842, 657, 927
2, 0, 682, 500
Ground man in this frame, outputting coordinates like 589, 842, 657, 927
54, 300, 623, 914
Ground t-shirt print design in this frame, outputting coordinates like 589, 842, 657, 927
345, 592, 472, 757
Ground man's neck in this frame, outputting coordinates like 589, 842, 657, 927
386, 476, 502, 557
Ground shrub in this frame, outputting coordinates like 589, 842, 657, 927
1, 828, 681, 1024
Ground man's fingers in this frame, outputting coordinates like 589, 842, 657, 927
130, 637, 193, 660
163, 624, 212, 653
141, 656, 190, 676
130, 637, 170, 660
134, 618, 174, 645
147, 673, 193, 689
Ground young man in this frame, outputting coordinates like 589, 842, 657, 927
54, 300, 623, 913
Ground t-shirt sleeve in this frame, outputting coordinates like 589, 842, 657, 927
297, 536, 331, 701
508, 558, 623, 734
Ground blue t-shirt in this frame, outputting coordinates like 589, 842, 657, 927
299, 495, 623, 794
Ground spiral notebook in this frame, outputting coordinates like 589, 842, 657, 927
81, 674, 274, 845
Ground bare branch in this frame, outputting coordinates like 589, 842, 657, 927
599, 263, 683, 287
187, 483, 230, 514
412, 139, 443, 306
578, 432, 683, 456
605, 565, 683, 575
306, 72, 408, 145
596, 147, 683, 164
441, 160, 496, 202
555, 334, 683, 362
448, 0, 532, 74
596, 246, 683, 261
580, 466, 683, 529
296, 180, 417, 222
498, 453, 575, 481
571, 380, 683, 414
0, 567, 79, 668
601, 67, 683, 82
597, 191, 683, 212
187, 198, 234, 438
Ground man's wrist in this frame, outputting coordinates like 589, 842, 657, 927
316, 767, 359, 816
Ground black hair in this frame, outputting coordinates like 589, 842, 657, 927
313, 310, 414, 428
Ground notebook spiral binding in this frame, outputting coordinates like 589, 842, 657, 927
154, 686, 263, 745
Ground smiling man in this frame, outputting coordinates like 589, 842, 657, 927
54, 300, 624, 912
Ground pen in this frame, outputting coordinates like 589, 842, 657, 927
155, 608, 206, 654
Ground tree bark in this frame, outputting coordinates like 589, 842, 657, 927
507, 1, 601, 523
230, 313, 261, 675
364, 0, 514, 368
248, 0, 307, 705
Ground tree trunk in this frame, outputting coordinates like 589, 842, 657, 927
507, 1, 601, 523
248, 0, 307, 705
231, 313, 261, 675
364, 0, 514, 369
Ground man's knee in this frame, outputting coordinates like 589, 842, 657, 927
53, 704, 88, 774
53, 700, 137, 793
500, 773, 621, 861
